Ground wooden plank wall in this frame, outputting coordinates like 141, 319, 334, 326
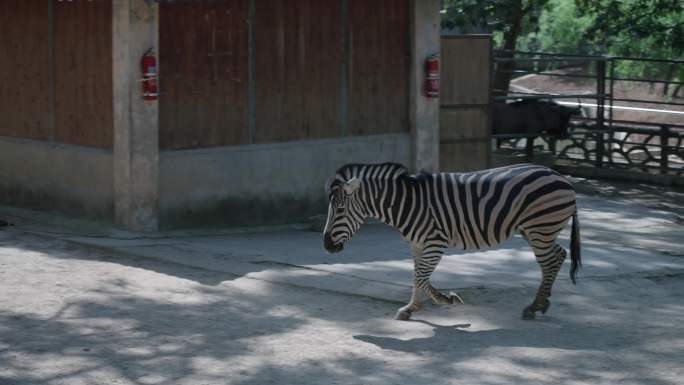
254, 0, 342, 143
0, 1, 410, 151
159, 1, 249, 150
441, 37, 491, 105
54, 0, 113, 148
348, 0, 408, 136
159, 0, 409, 149
0, 0, 50, 141
0, 0, 112, 149
440, 36, 492, 172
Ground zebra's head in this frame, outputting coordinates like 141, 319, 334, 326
322, 177, 366, 253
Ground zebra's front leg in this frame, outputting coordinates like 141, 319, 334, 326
395, 244, 425, 320
395, 282, 422, 320
413, 242, 461, 305
416, 266, 457, 306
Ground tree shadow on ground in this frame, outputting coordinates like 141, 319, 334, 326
0, 278, 305, 384
2, 197, 684, 384
1, 231, 239, 285
4, 184, 683, 292
1, 253, 683, 385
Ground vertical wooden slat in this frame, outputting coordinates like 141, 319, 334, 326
247, 0, 257, 143
440, 36, 492, 172
53, 0, 113, 149
348, 0, 409, 136
0, 0, 50, 141
254, 0, 342, 143
440, 36, 490, 106
339, 0, 350, 137
159, 0, 249, 150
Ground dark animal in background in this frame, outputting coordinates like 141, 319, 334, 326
492, 99, 581, 138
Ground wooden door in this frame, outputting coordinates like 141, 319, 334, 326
440, 35, 492, 171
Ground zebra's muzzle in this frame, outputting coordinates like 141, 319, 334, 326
323, 232, 344, 254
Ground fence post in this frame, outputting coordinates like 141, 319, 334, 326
660, 125, 670, 174
526, 136, 534, 158
608, 57, 614, 130
595, 59, 606, 168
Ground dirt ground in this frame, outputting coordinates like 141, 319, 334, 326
1, 178, 684, 385
512, 67, 684, 126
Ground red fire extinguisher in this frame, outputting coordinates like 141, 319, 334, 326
141, 48, 158, 101
425, 54, 440, 98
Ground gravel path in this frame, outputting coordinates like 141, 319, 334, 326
1, 227, 683, 385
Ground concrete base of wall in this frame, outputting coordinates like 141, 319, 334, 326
0, 137, 113, 219
159, 134, 411, 229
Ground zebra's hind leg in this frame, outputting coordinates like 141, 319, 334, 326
522, 236, 567, 320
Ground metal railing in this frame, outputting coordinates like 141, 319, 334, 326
492, 51, 684, 177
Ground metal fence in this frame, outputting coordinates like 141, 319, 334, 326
492, 51, 684, 177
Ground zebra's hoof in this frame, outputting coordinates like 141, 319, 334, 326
521, 299, 550, 320
540, 299, 550, 314
395, 309, 412, 321
449, 292, 464, 304
521, 306, 536, 320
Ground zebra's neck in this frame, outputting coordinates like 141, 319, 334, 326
360, 175, 414, 231
335, 163, 418, 236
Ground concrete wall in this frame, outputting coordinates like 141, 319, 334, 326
0, 137, 113, 219
112, 0, 159, 231
409, 0, 441, 172
159, 133, 411, 228
0, 0, 440, 231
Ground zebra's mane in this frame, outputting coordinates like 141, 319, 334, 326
335, 163, 409, 181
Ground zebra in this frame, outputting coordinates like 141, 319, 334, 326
322, 162, 581, 320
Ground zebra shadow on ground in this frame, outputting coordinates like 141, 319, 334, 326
354, 317, 629, 354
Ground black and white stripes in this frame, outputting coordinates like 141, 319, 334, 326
322, 162, 581, 320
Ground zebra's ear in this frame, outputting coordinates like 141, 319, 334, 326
324, 178, 334, 195
342, 178, 361, 195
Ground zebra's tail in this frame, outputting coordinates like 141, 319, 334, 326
569, 211, 582, 284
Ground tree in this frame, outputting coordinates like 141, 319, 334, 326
516, 0, 595, 54
442, 0, 684, 96
577, 0, 684, 94
577, 0, 684, 57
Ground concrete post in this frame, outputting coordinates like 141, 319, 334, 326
409, 0, 441, 172
112, 0, 159, 231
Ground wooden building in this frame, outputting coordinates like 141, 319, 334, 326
0, 0, 455, 230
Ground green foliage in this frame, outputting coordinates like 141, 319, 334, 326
577, 0, 684, 58
586, 0, 683, 82
442, 0, 683, 58
442, 0, 684, 81
441, 0, 547, 37
516, 0, 595, 54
